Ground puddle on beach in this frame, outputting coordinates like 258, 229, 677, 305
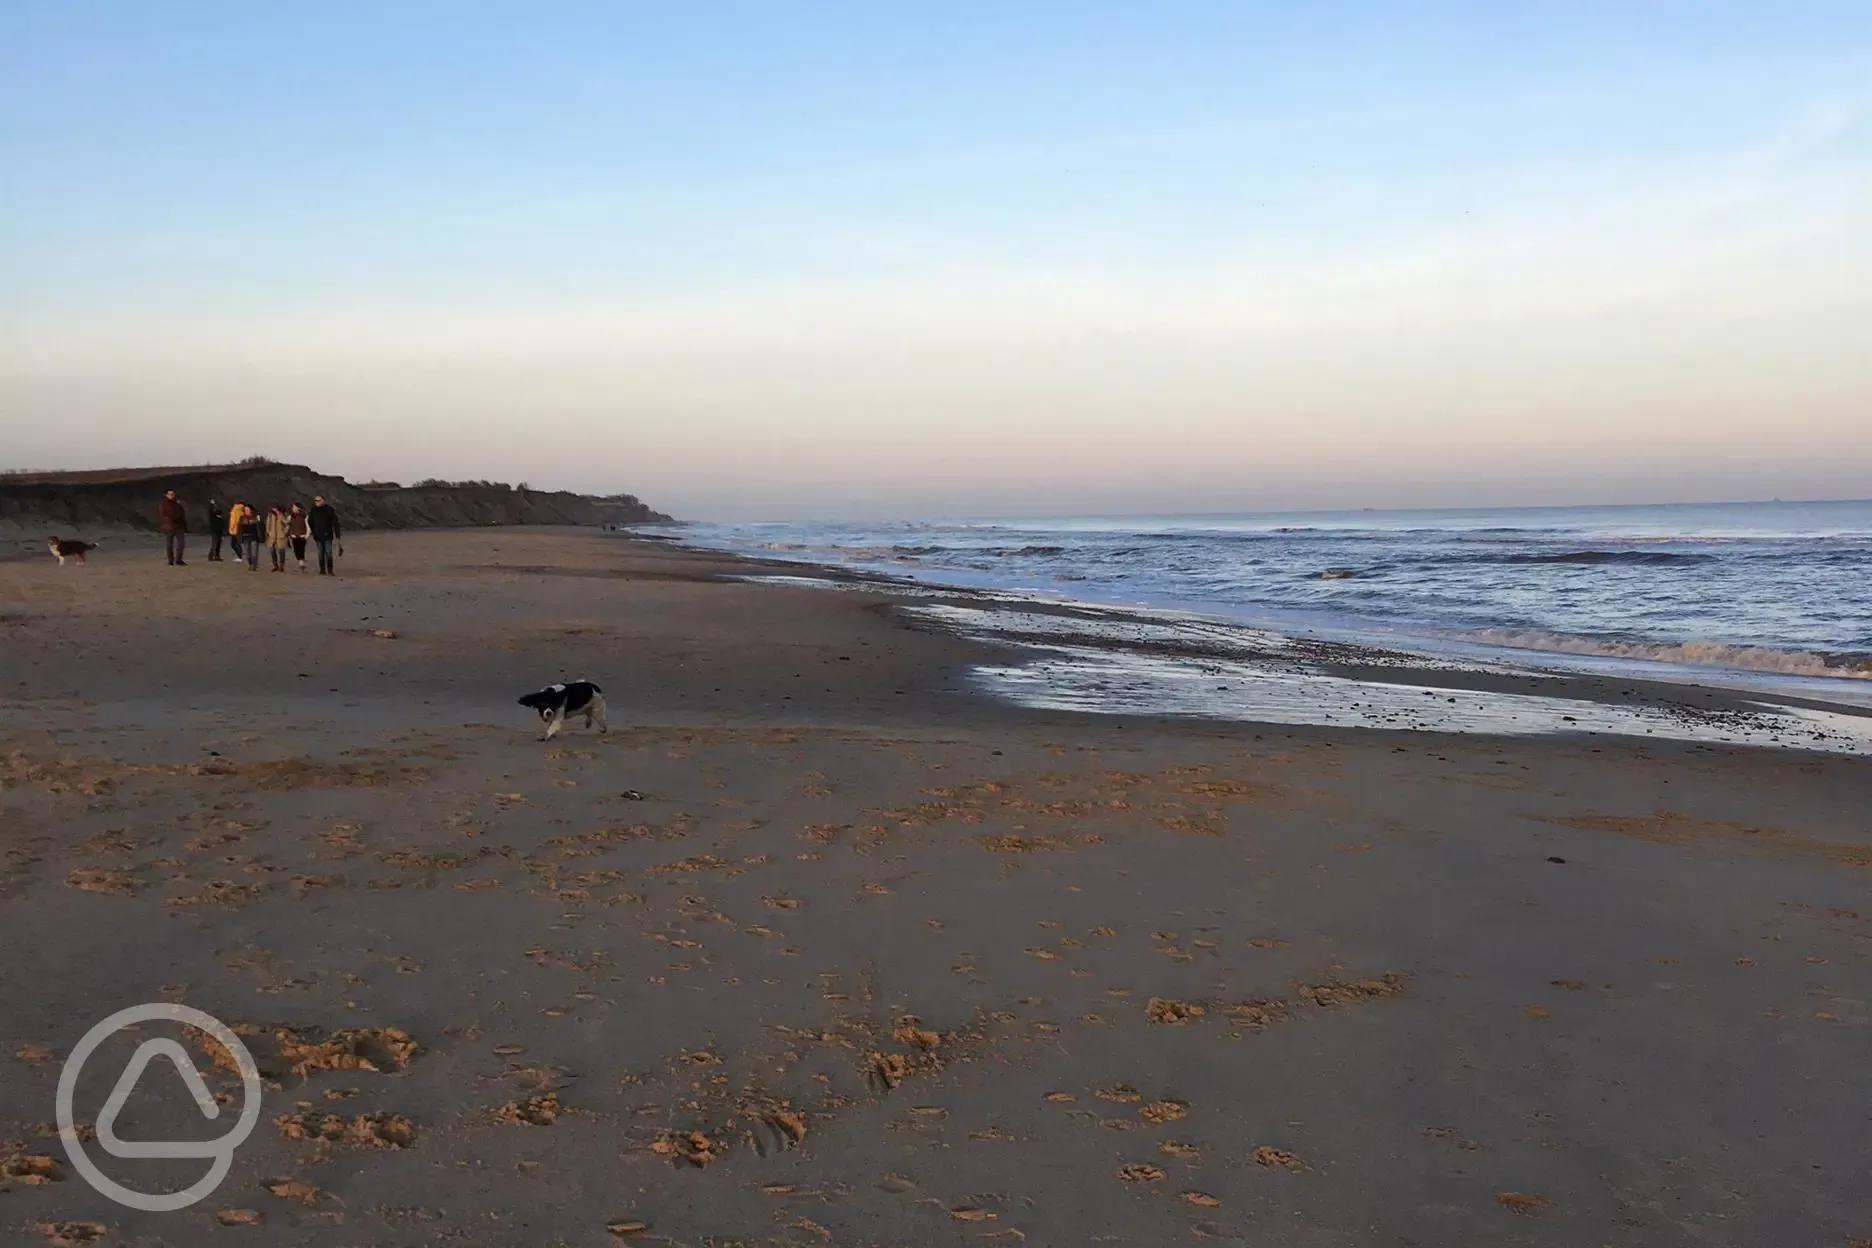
906, 606, 1872, 755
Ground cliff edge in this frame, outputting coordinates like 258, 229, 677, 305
0, 461, 672, 535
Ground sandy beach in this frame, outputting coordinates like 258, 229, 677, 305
3, 527, 1869, 1247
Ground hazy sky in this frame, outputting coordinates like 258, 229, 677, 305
3, 3, 1868, 520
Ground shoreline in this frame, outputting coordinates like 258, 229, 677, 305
671, 509, 1872, 697
669, 543, 1872, 755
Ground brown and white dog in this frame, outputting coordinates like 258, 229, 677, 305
47, 537, 99, 566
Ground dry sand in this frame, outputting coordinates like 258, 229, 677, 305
2, 528, 1869, 1247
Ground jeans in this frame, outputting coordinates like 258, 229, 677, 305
244, 537, 261, 569
209, 529, 223, 560
270, 545, 287, 570
291, 537, 307, 566
164, 531, 185, 564
315, 538, 335, 574
229, 535, 243, 562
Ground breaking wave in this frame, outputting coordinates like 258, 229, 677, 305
1455, 630, 1872, 679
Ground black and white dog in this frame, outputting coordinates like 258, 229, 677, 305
47, 536, 99, 566
518, 680, 608, 740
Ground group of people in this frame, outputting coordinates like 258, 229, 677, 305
159, 490, 342, 574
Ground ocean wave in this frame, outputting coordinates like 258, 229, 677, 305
1462, 526, 1572, 534
1456, 629, 1872, 679
1127, 529, 1296, 543
1562, 534, 1761, 545
1454, 529, 1578, 542
700, 513, 1871, 685
1496, 550, 1716, 566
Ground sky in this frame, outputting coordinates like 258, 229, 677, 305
2, 2, 1869, 521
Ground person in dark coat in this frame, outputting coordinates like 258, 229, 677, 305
159, 490, 188, 566
206, 499, 225, 561
286, 502, 310, 571
307, 495, 342, 575
238, 503, 263, 571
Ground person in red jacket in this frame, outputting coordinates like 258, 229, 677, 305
159, 490, 188, 566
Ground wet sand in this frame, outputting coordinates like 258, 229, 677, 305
2, 528, 1869, 1247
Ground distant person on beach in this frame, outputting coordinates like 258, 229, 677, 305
286, 503, 310, 572
159, 489, 187, 566
206, 499, 224, 561
226, 501, 248, 563
308, 495, 341, 575
238, 503, 262, 570
264, 504, 291, 572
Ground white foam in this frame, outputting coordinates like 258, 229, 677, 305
1452, 629, 1872, 680
903, 604, 1296, 653
728, 574, 957, 598
903, 603, 1559, 677
975, 647, 1872, 754
731, 574, 844, 590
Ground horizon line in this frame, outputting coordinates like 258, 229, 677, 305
700, 495, 1872, 526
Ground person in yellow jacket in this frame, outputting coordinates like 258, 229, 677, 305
264, 505, 292, 572
225, 502, 249, 564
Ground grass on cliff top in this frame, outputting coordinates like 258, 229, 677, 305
0, 456, 288, 486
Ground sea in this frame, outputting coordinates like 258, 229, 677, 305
676, 500, 1872, 706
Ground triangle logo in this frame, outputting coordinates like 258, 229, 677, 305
94, 1038, 225, 1160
